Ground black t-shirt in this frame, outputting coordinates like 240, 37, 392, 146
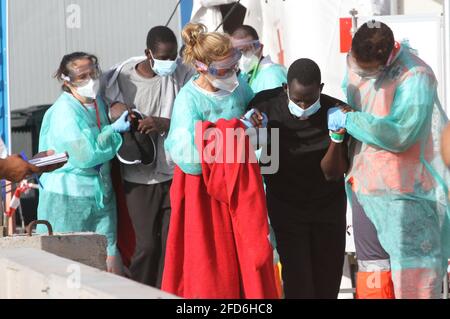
249, 87, 347, 221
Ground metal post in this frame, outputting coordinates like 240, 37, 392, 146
0, 193, 4, 237
390, 0, 398, 15
350, 8, 359, 36
1, 0, 10, 153
444, 0, 450, 301
444, 273, 449, 299
444, 0, 450, 113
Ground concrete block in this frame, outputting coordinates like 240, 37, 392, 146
0, 233, 107, 271
0, 248, 177, 299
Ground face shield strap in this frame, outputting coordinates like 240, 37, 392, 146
386, 41, 402, 67
195, 61, 209, 73
64, 63, 101, 82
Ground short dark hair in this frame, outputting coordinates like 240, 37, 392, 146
351, 21, 394, 64
146, 26, 177, 51
231, 25, 259, 40
288, 58, 322, 86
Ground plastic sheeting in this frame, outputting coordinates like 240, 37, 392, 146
344, 43, 450, 298
246, 60, 287, 94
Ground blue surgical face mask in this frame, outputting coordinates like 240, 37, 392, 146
287, 91, 321, 119
150, 51, 178, 77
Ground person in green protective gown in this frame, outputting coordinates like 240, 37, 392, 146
328, 22, 450, 299
231, 25, 287, 94
37, 52, 130, 273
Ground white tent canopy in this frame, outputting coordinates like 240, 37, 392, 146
240, 0, 446, 105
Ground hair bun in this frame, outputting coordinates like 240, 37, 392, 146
181, 23, 232, 66
182, 23, 207, 48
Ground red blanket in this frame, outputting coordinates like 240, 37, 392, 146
162, 119, 278, 299
111, 159, 135, 268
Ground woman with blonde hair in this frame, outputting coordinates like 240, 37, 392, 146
163, 23, 278, 299
165, 22, 254, 174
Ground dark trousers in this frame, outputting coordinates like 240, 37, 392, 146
124, 180, 171, 288
267, 193, 347, 299
351, 194, 390, 263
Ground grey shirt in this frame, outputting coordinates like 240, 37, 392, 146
118, 62, 162, 117
110, 59, 194, 185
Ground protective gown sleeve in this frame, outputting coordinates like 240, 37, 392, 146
346, 71, 436, 153
240, 75, 256, 105
341, 72, 349, 100
165, 90, 203, 175
46, 104, 122, 169
252, 65, 287, 93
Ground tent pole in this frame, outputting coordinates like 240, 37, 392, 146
444, 0, 450, 113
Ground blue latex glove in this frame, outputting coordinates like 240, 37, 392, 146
111, 111, 131, 133
240, 109, 269, 129
327, 107, 348, 132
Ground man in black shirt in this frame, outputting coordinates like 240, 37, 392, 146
249, 59, 349, 299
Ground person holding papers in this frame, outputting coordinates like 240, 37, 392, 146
0, 150, 64, 183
